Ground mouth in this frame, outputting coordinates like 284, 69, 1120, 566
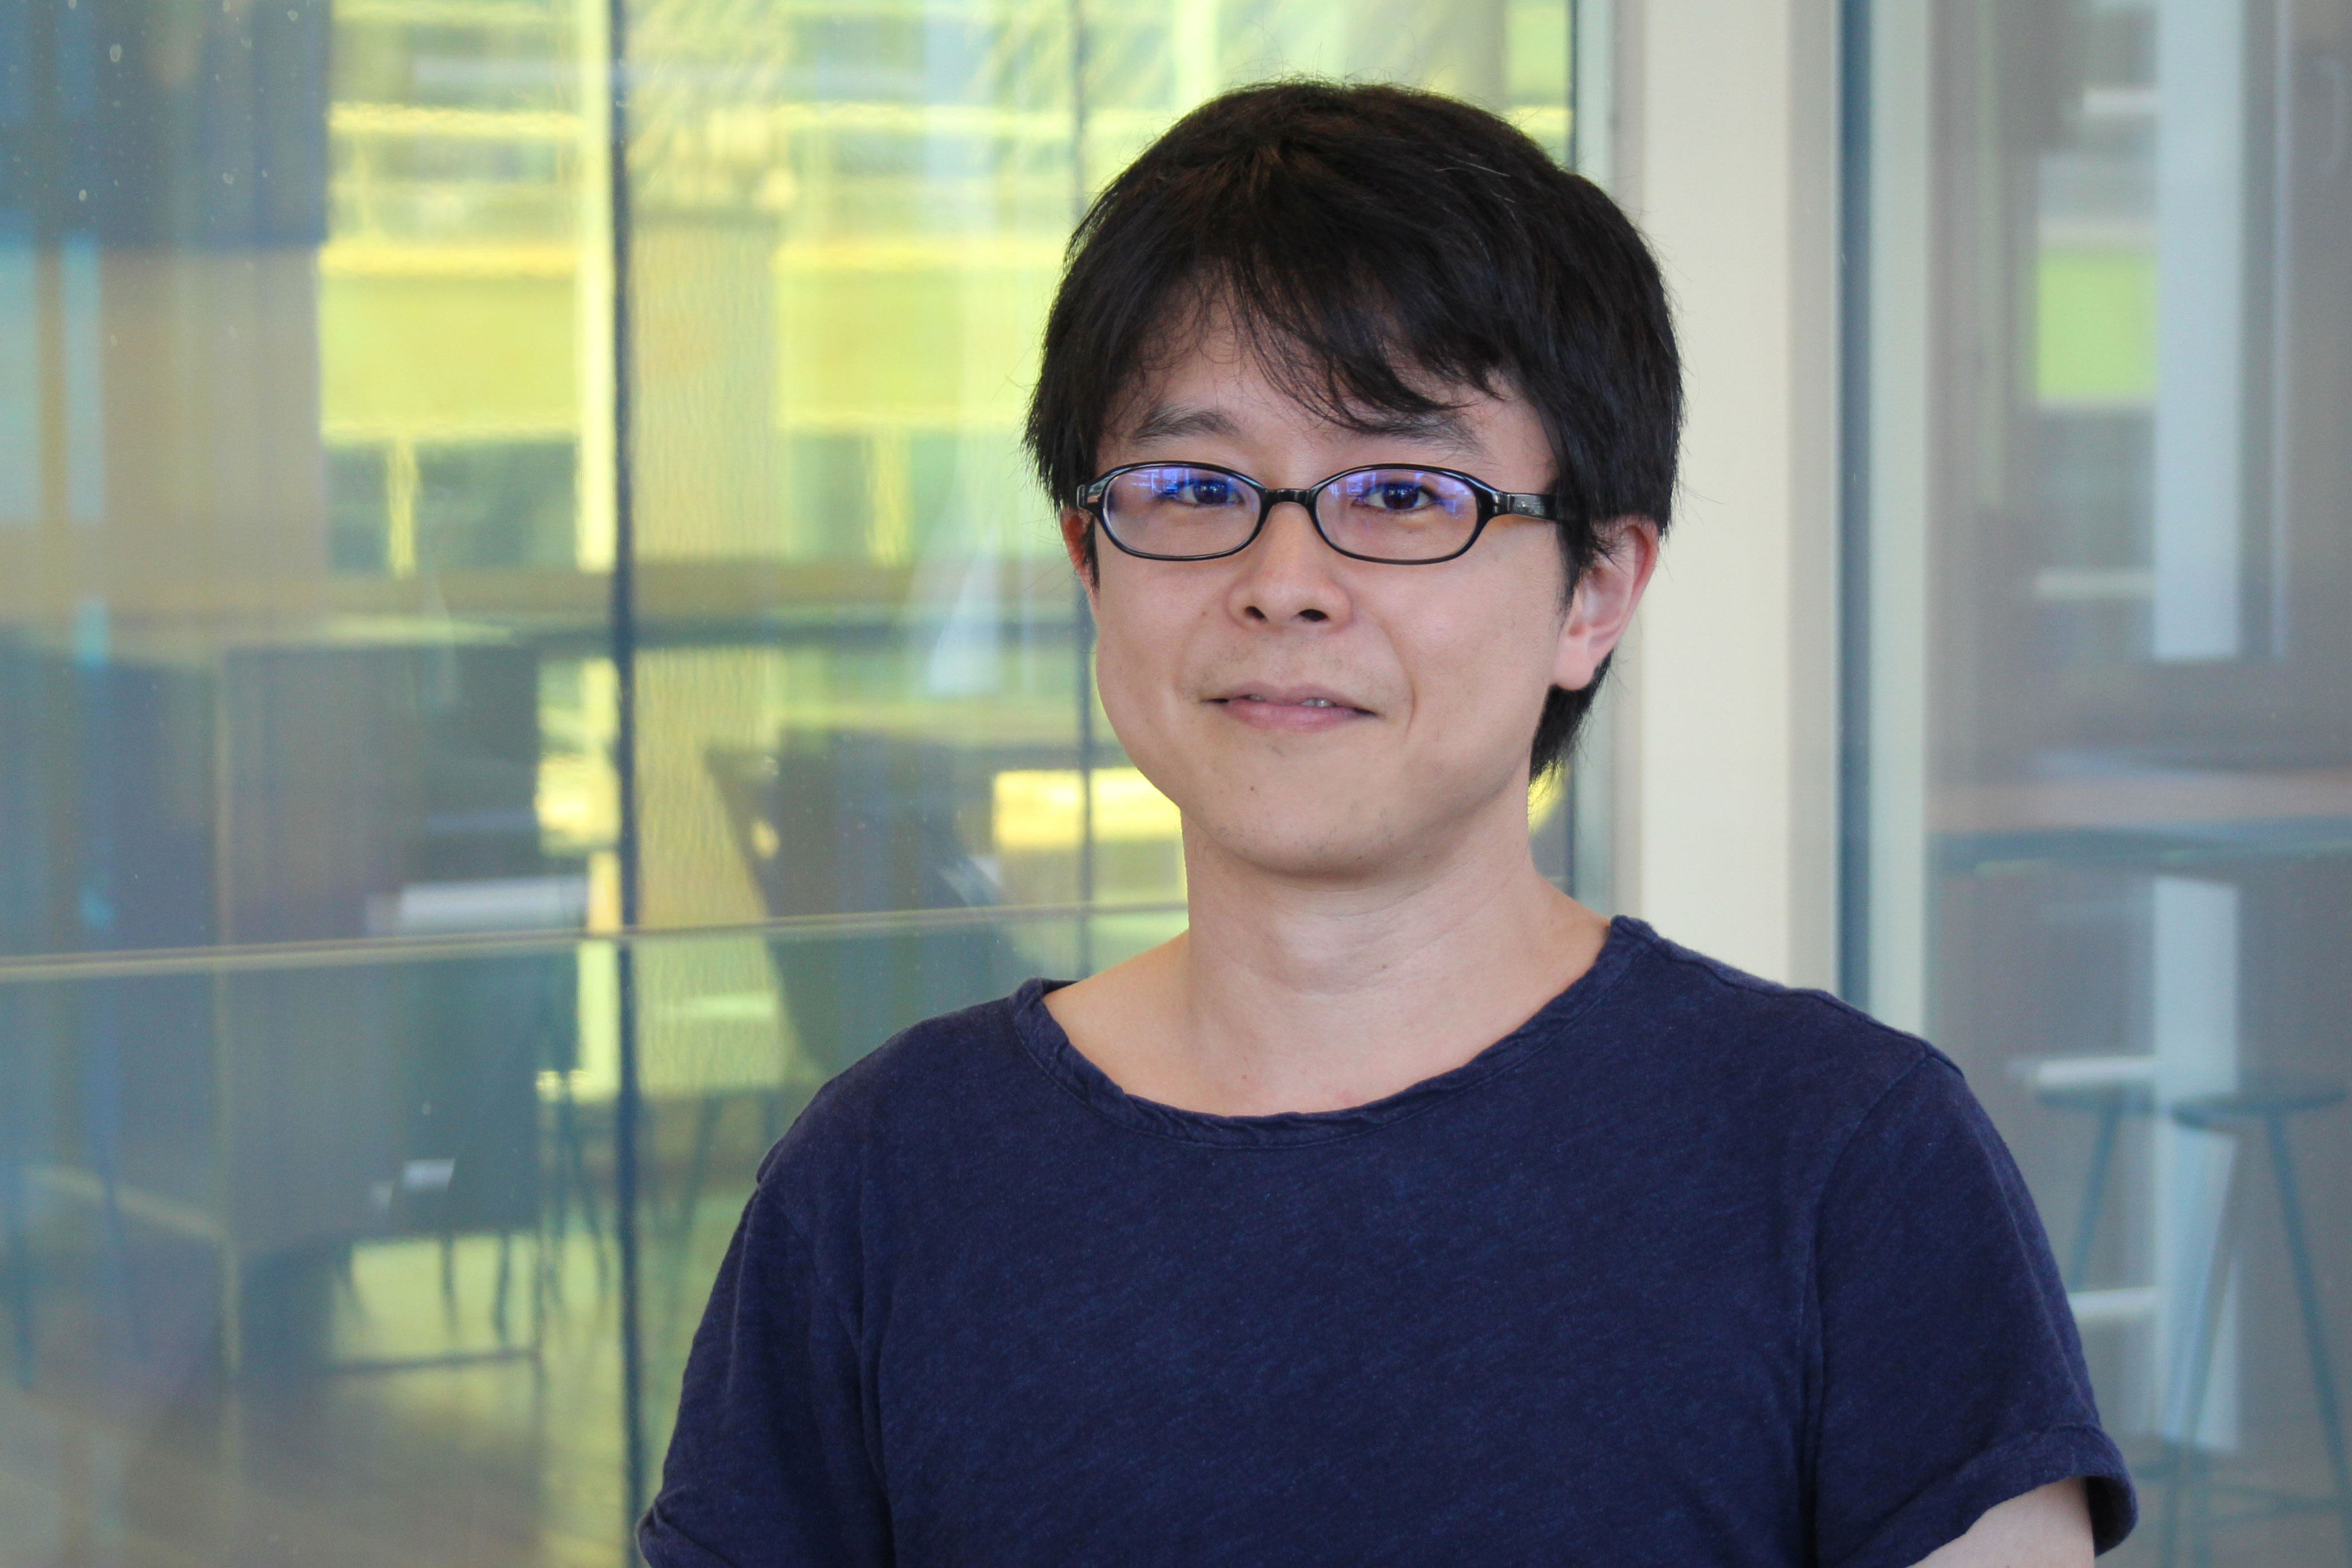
1206, 686, 1376, 729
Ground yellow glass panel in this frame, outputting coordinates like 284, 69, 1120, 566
2037, 248, 2157, 406
321, 274, 578, 435
995, 767, 1185, 850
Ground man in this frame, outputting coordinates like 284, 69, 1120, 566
642, 82, 2134, 1566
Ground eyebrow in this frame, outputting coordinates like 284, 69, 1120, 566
1126, 404, 1243, 444
1123, 401, 1485, 455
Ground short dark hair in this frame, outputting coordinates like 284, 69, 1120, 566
1025, 80, 1680, 780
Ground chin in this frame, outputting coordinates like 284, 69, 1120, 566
1182, 799, 1411, 884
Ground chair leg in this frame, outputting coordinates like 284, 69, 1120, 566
551, 1084, 608, 1296
80, 1029, 146, 1360
531, 1220, 547, 1349
637, 1099, 661, 1235
2261, 1115, 2352, 1568
654, 1097, 732, 1339
2, 1159, 31, 1390
0, 1026, 34, 1388
493, 1229, 513, 1345
676, 1096, 725, 1241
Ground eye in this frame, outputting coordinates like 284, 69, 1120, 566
1339, 472, 1441, 514
1156, 475, 1239, 507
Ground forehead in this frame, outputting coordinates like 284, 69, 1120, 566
1106, 309, 1523, 463
1122, 395, 1485, 454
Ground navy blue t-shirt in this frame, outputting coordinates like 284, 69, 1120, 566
642, 917, 2134, 1566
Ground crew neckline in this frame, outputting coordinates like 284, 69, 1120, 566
1009, 914, 1656, 1148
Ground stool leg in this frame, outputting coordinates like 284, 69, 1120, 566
2160, 1136, 2245, 1568
2069, 1097, 2127, 1289
2261, 1115, 2352, 1567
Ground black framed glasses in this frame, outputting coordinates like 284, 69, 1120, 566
1077, 462, 1562, 565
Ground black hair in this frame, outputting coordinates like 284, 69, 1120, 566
1024, 79, 1681, 781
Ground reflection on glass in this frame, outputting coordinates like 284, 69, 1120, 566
1859, 2, 2352, 1562
0, 1, 1575, 1561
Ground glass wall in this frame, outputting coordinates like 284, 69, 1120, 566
1852, 2, 2352, 1562
0, 2, 1578, 1561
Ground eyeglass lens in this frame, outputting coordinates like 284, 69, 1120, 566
1099, 466, 1482, 562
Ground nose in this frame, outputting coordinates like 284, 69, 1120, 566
1227, 497, 1350, 627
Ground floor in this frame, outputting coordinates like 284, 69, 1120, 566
0, 1182, 745, 1568
5, 1166, 2350, 1567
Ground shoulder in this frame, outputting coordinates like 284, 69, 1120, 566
1596, 917, 1967, 1153
754, 985, 1044, 1203
1612, 917, 1945, 1074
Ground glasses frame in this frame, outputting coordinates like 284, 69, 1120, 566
1076, 461, 1563, 565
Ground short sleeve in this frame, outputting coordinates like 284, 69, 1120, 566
1810, 1053, 2136, 1567
638, 1160, 892, 1567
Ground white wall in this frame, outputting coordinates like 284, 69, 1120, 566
1599, 0, 1842, 988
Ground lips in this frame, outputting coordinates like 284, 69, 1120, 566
1203, 684, 1376, 734
1210, 684, 1372, 714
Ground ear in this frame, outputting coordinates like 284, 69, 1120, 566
1060, 507, 1102, 609
1552, 517, 1660, 691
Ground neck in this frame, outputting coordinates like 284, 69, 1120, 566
1050, 791, 1610, 1116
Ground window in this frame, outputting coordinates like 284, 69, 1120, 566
1850, 3, 2352, 1559
0, 1, 1580, 1557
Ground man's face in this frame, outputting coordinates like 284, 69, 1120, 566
1066, 322, 1642, 885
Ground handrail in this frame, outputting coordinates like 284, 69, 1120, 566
0, 899, 1188, 986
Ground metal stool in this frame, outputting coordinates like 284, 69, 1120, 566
2157, 1074, 2352, 1568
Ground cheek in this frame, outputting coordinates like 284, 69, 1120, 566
1087, 587, 1197, 746
1094, 640, 1151, 747
1089, 620, 1149, 730
1394, 572, 1568, 739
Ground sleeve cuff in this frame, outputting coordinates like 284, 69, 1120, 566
1833, 1424, 2138, 1568
637, 1503, 745, 1568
